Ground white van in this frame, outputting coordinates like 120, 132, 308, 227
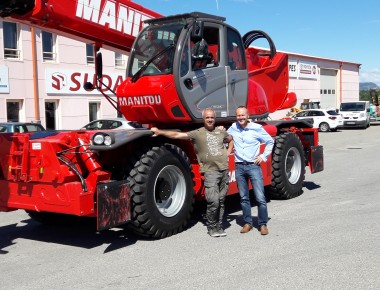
339, 101, 370, 128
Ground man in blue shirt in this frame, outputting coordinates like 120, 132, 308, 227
227, 106, 274, 235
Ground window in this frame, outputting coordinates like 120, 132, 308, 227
42, 31, 57, 62
115, 52, 127, 68
3, 22, 20, 59
180, 39, 190, 77
7, 100, 22, 122
86, 44, 95, 65
89, 102, 100, 122
226, 28, 246, 70
45, 101, 58, 130
189, 26, 220, 71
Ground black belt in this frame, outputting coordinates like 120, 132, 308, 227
236, 161, 255, 165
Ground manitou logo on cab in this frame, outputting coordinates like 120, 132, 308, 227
119, 95, 162, 106
76, 0, 153, 37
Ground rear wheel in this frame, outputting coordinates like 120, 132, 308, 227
319, 122, 330, 132
268, 132, 306, 199
127, 144, 194, 238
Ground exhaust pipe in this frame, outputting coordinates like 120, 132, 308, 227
0, 0, 35, 17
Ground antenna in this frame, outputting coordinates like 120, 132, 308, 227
215, 0, 219, 10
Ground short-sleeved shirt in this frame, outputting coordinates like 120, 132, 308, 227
187, 127, 230, 173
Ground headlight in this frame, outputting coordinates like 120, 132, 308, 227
93, 134, 105, 145
104, 135, 112, 146
92, 133, 114, 146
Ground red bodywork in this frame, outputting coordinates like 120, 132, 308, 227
118, 75, 193, 123
0, 131, 110, 214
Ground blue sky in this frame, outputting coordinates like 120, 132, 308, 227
133, 0, 380, 85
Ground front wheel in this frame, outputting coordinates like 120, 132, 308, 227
127, 144, 195, 238
268, 132, 306, 199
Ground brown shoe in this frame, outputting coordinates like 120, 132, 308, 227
260, 225, 269, 235
240, 224, 253, 233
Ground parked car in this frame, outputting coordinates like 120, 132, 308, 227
80, 118, 141, 130
0, 122, 46, 133
292, 109, 343, 132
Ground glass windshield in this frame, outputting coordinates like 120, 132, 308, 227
129, 23, 184, 77
340, 102, 365, 111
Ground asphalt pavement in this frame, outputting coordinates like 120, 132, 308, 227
1, 125, 380, 290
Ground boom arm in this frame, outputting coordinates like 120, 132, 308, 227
0, 0, 161, 52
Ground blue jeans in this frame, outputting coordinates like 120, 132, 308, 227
235, 164, 268, 227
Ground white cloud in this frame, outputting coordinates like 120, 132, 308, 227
360, 68, 380, 85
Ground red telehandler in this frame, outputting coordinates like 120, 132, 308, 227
0, 0, 323, 238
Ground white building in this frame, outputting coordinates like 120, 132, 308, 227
0, 20, 360, 128
270, 52, 360, 119
0, 21, 127, 130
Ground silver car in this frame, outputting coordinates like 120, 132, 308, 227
0, 122, 46, 133
81, 118, 141, 130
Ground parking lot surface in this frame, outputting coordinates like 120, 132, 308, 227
1, 125, 380, 289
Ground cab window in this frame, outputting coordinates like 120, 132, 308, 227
190, 26, 219, 70
227, 28, 246, 70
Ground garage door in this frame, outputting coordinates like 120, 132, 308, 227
320, 69, 338, 109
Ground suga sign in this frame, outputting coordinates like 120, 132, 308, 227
45, 69, 124, 95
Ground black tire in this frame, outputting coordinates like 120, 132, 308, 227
319, 122, 330, 132
268, 132, 306, 199
127, 144, 194, 238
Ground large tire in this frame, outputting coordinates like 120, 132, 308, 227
268, 132, 306, 199
127, 144, 195, 238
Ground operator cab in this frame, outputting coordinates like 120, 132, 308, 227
124, 12, 248, 124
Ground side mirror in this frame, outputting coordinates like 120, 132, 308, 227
191, 20, 204, 41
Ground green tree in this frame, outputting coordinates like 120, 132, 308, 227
360, 89, 380, 105
359, 90, 371, 101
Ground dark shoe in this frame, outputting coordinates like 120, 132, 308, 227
240, 224, 253, 233
208, 228, 220, 237
217, 229, 227, 237
260, 225, 269, 235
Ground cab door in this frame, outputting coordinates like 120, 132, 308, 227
176, 23, 247, 121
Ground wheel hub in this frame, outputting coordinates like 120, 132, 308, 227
156, 178, 172, 201
285, 147, 302, 184
154, 165, 187, 217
